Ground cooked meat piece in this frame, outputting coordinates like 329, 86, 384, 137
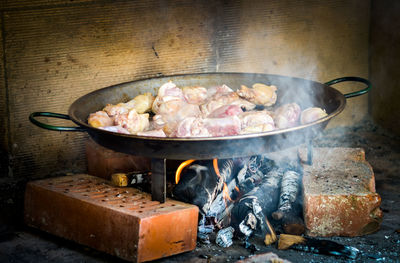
237, 83, 277, 106
203, 115, 242, 137
152, 81, 184, 114
175, 115, 242, 137
201, 91, 255, 116
103, 103, 130, 117
175, 117, 210, 137
136, 129, 167, 137
98, 125, 130, 134
300, 107, 328, 124
114, 109, 150, 134
274, 103, 301, 129
182, 86, 208, 105
128, 92, 155, 114
88, 111, 114, 128
239, 110, 275, 134
103, 92, 154, 117
207, 105, 243, 118
153, 103, 201, 136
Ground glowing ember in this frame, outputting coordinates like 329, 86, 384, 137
175, 159, 195, 184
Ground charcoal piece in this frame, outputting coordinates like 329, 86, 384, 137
245, 155, 276, 180
216, 227, 234, 248
197, 215, 214, 244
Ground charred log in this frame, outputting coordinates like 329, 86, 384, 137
272, 169, 305, 235
231, 168, 282, 241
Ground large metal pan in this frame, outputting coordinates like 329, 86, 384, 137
29, 73, 370, 160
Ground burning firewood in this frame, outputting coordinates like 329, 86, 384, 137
172, 161, 220, 215
231, 168, 283, 245
278, 234, 360, 259
272, 165, 305, 235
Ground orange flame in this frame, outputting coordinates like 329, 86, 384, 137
213, 158, 220, 178
223, 183, 233, 202
175, 159, 195, 184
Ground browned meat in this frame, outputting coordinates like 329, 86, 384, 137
88, 111, 114, 128
237, 83, 277, 106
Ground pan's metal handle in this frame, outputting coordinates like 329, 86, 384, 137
29, 112, 85, 132
324, 76, 371, 98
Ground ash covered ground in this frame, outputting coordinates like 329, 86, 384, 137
0, 117, 399, 263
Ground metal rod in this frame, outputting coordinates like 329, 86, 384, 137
151, 158, 166, 203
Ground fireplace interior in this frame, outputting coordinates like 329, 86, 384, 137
1, 0, 400, 263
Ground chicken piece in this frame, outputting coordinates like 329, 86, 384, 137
152, 103, 201, 136
300, 107, 328, 124
175, 117, 210, 137
152, 81, 184, 114
182, 86, 208, 105
129, 92, 155, 114
103, 103, 130, 117
88, 111, 114, 128
136, 129, 167, 137
203, 116, 242, 137
175, 115, 242, 137
206, 84, 234, 98
98, 125, 130, 134
114, 109, 150, 134
207, 105, 243, 118
201, 91, 255, 116
103, 93, 154, 117
237, 83, 277, 106
151, 81, 201, 135
273, 103, 301, 129
239, 110, 275, 134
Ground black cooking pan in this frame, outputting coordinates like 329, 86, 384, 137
29, 73, 370, 160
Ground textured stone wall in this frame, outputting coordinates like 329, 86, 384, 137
370, 0, 400, 135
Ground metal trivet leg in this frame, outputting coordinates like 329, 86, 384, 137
298, 140, 314, 166
151, 158, 166, 203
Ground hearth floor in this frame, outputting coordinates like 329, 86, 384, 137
1, 118, 399, 263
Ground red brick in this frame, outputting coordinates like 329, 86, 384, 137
300, 148, 382, 237
24, 174, 198, 262
86, 138, 151, 179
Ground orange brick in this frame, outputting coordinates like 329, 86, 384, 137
300, 148, 382, 237
86, 138, 151, 179
24, 174, 198, 262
